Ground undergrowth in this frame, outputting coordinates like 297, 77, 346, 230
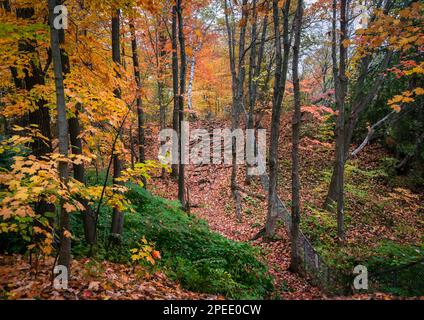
71, 184, 273, 299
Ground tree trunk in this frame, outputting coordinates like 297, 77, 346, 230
266, 0, 291, 238
110, 9, 124, 237
171, 5, 180, 179
224, 0, 248, 222
68, 107, 96, 246
49, 0, 70, 273
187, 44, 202, 112
290, 0, 303, 273
61, 0, 96, 247
158, 27, 167, 131
177, 0, 187, 208
129, 20, 145, 166
330, 0, 348, 241
324, 2, 394, 209
246, 0, 258, 184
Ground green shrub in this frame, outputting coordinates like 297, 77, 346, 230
124, 185, 273, 299
70, 184, 273, 299
364, 241, 424, 296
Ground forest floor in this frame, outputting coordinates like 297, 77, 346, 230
146, 114, 423, 299
1, 114, 421, 300
149, 134, 323, 299
0, 254, 219, 300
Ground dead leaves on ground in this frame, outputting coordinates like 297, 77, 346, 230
0, 254, 219, 300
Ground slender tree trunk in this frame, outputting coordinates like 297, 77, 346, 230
329, 0, 348, 241
224, 0, 248, 221
326, 0, 341, 211
177, 0, 187, 208
266, 0, 291, 238
62, 0, 96, 247
49, 0, 70, 273
246, 0, 258, 184
325, 1, 394, 208
110, 9, 124, 237
252, 12, 268, 114
157, 27, 167, 177
171, 5, 179, 179
158, 28, 167, 131
129, 19, 146, 170
187, 44, 201, 112
129, 126, 135, 169
290, 0, 303, 272
129, 20, 145, 164
69, 103, 96, 245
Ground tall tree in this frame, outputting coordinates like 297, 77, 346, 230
330, 0, 348, 240
224, 0, 249, 221
171, 4, 180, 179
325, 0, 394, 208
110, 8, 124, 237
265, 0, 292, 238
157, 24, 168, 134
48, 0, 70, 272
246, 1, 269, 183
177, 0, 187, 208
129, 17, 146, 166
66, 0, 96, 246
246, 0, 258, 184
290, 0, 304, 272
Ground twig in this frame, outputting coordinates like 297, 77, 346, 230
236, 185, 266, 200
351, 110, 396, 157
93, 100, 136, 240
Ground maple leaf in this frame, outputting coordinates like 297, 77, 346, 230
63, 230, 72, 238
63, 203, 77, 213
88, 281, 100, 291
152, 250, 161, 260
391, 104, 401, 112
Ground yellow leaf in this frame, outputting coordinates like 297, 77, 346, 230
391, 104, 401, 112
342, 39, 351, 48
33, 226, 44, 234
401, 97, 414, 103
414, 87, 424, 95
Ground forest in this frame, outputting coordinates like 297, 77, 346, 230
0, 0, 423, 301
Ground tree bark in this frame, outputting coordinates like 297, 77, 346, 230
330, 0, 348, 241
129, 20, 145, 165
177, 0, 187, 208
110, 9, 124, 237
62, 0, 96, 247
324, 1, 394, 208
224, 0, 249, 221
171, 5, 180, 179
246, 0, 258, 184
187, 44, 201, 112
48, 0, 70, 273
158, 27, 167, 132
290, 0, 303, 273
265, 0, 291, 238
